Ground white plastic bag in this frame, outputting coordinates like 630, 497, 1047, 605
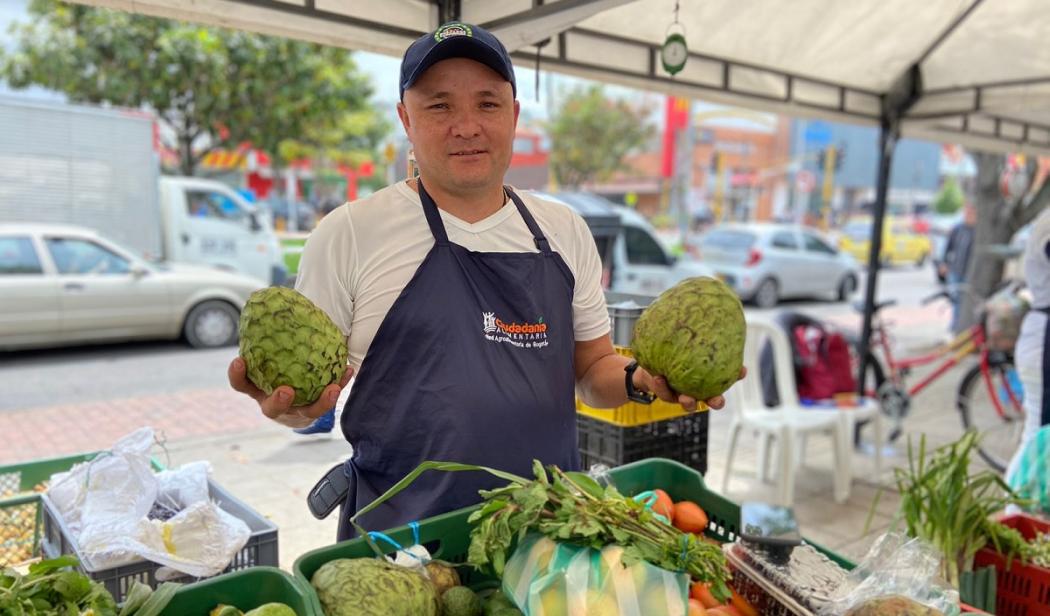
155, 461, 212, 514
47, 427, 251, 578
142, 501, 251, 579
49, 427, 159, 567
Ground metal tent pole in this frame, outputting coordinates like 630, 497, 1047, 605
855, 65, 920, 400
856, 117, 897, 396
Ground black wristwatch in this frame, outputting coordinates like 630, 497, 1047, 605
624, 360, 656, 404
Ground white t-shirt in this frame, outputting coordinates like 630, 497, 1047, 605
1016, 208, 1050, 372
295, 181, 611, 370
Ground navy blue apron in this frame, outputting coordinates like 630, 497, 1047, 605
335, 180, 580, 539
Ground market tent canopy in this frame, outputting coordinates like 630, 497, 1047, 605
74, 0, 1050, 156
68, 0, 1050, 388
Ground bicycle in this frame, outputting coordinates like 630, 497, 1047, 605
851, 282, 1026, 472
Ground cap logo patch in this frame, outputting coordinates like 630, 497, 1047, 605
435, 23, 472, 41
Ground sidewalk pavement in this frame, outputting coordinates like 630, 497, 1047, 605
1, 301, 972, 571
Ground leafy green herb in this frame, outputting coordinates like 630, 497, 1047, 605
351, 459, 732, 603
0, 556, 179, 616
885, 431, 1031, 589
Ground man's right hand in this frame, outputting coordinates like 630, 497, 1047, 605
228, 357, 354, 429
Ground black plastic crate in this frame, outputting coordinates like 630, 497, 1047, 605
577, 411, 708, 475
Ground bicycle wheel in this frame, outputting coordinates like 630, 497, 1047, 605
957, 360, 1025, 472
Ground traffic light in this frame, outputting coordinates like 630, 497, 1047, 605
816, 145, 845, 172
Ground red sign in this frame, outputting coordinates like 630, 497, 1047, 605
661, 97, 690, 179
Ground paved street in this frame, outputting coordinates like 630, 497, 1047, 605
0, 265, 966, 569
0, 341, 237, 412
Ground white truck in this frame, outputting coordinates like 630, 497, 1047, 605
0, 97, 287, 285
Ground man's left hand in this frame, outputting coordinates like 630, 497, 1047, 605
635, 366, 747, 411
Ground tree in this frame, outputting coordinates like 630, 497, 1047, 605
0, 0, 387, 176
547, 84, 654, 189
934, 176, 964, 214
957, 153, 1050, 330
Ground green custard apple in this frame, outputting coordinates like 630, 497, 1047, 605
631, 277, 745, 401
239, 287, 348, 406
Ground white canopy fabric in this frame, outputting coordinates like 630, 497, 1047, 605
76, 0, 1050, 155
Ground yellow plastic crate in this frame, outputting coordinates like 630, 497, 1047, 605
575, 347, 708, 427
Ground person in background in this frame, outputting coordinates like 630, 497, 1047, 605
1006, 207, 1050, 481
939, 203, 976, 333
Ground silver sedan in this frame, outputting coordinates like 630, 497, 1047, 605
0, 223, 263, 350
693, 223, 861, 308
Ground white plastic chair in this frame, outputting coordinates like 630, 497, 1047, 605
721, 318, 884, 505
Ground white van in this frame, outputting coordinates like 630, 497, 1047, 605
531, 191, 712, 295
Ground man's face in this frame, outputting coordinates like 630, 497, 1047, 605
398, 57, 519, 195
964, 205, 977, 225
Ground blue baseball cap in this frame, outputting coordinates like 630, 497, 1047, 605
399, 22, 517, 100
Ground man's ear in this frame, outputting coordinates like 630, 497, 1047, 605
513, 100, 521, 127
397, 102, 411, 134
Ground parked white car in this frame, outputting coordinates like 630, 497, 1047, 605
695, 223, 860, 308
0, 224, 263, 350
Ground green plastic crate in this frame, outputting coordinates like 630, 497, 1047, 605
0, 452, 165, 567
159, 567, 316, 616
294, 504, 499, 606
293, 458, 858, 615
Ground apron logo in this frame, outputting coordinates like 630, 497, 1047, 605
482, 312, 498, 333
481, 311, 549, 349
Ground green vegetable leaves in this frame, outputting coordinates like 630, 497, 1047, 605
0, 556, 178, 616
0, 556, 117, 616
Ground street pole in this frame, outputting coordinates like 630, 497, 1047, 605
285, 167, 298, 233
713, 153, 726, 222
821, 146, 837, 230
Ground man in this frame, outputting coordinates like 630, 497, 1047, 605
939, 203, 976, 332
228, 22, 734, 538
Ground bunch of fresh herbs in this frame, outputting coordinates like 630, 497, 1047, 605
350, 460, 731, 603
882, 431, 1030, 589
0, 555, 179, 616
